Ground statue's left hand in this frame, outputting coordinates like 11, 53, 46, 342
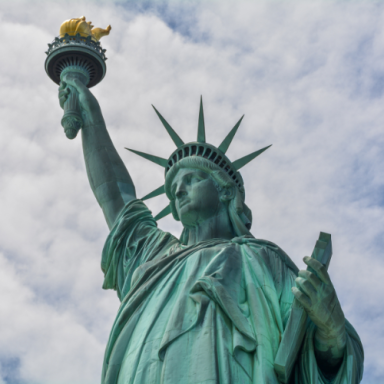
292, 257, 346, 359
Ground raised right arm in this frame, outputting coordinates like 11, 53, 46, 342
59, 74, 136, 229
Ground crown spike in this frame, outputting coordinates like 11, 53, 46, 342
218, 115, 244, 154
154, 204, 172, 221
142, 185, 165, 201
152, 105, 184, 148
197, 96, 206, 143
125, 148, 168, 168
232, 144, 272, 171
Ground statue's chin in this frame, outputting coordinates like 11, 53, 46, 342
179, 209, 200, 228
177, 201, 193, 218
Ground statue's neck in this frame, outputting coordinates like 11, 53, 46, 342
186, 209, 234, 245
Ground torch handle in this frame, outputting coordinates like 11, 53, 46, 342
61, 72, 88, 140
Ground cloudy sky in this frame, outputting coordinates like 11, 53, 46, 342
0, 0, 383, 383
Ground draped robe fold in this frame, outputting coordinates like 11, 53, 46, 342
100, 200, 364, 384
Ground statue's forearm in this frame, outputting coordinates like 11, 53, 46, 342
314, 326, 346, 373
81, 117, 136, 229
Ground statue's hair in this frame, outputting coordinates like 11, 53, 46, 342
164, 157, 253, 243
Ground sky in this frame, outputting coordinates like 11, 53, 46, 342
0, 0, 383, 383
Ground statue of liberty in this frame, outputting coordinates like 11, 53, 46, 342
58, 70, 364, 383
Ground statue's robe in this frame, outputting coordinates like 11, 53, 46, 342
101, 200, 363, 384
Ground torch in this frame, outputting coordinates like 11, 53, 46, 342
45, 16, 111, 139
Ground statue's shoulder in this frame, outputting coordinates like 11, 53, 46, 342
236, 236, 299, 275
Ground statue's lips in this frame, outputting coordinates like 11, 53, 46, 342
178, 199, 191, 209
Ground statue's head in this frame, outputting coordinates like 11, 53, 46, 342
126, 98, 271, 243
165, 156, 253, 242
169, 165, 234, 227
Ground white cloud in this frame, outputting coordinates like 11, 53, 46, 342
0, 1, 383, 383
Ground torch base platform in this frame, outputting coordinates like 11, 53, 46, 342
45, 34, 107, 88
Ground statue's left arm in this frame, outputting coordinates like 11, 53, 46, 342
292, 256, 349, 373
268, 245, 364, 383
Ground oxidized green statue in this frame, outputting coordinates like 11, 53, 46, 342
58, 74, 364, 383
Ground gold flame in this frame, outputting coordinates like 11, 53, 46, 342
59, 16, 111, 41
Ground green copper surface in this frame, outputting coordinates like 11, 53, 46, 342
218, 115, 244, 154
153, 204, 171, 221
125, 148, 168, 167
55, 77, 364, 384
232, 144, 272, 170
197, 96, 206, 143
152, 105, 184, 148
141, 185, 165, 201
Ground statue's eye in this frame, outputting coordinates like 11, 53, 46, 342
185, 174, 193, 183
191, 176, 201, 184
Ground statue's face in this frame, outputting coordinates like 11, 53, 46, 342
171, 168, 224, 227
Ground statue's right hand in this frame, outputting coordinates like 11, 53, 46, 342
58, 74, 103, 125
58, 82, 70, 110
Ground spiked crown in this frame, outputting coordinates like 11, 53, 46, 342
126, 97, 271, 221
